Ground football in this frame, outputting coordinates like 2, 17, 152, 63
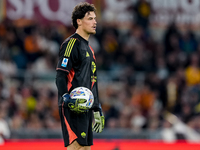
70, 87, 94, 109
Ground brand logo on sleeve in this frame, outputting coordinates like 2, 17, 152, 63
61, 58, 68, 67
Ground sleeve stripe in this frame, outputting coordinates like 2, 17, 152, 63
66, 38, 75, 57
67, 39, 76, 57
64, 38, 76, 57
64, 38, 73, 57
64, 39, 72, 56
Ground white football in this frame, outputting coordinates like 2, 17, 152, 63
70, 87, 94, 109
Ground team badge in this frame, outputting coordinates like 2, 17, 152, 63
81, 132, 86, 138
61, 58, 68, 67
91, 61, 96, 73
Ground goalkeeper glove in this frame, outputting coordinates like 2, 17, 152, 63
62, 93, 89, 113
93, 105, 105, 133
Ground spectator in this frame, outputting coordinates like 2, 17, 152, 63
133, 0, 152, 29
185, 53, 200, 86
0, 104, 10, 145
179, 31, 197, 54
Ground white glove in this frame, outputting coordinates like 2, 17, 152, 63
93, 111, 105, 133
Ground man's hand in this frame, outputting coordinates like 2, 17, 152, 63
93, 106, 105, 133
62, 93, 89, 113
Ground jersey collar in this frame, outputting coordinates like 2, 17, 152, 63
74, 33, 89, 44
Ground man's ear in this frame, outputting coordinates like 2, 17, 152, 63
77, 19, 82, 26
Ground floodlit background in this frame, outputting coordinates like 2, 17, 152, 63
0, 0, 200, 149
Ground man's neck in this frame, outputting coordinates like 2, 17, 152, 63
76, 29, 90, 41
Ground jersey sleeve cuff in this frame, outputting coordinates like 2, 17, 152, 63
56, 68, 70, 73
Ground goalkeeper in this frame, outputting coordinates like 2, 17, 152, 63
55, 2, 104, 150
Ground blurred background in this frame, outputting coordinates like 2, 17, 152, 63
1, 0, 200, 147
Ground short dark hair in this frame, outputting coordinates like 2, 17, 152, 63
71, 2, 96, 29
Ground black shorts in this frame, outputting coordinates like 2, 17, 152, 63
59, 105, 93, 147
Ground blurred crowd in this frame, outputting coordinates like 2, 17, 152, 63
0, 0, 200, 142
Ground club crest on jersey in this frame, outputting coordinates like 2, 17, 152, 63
91, 61, 96, 73
61, 58, 68, 67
